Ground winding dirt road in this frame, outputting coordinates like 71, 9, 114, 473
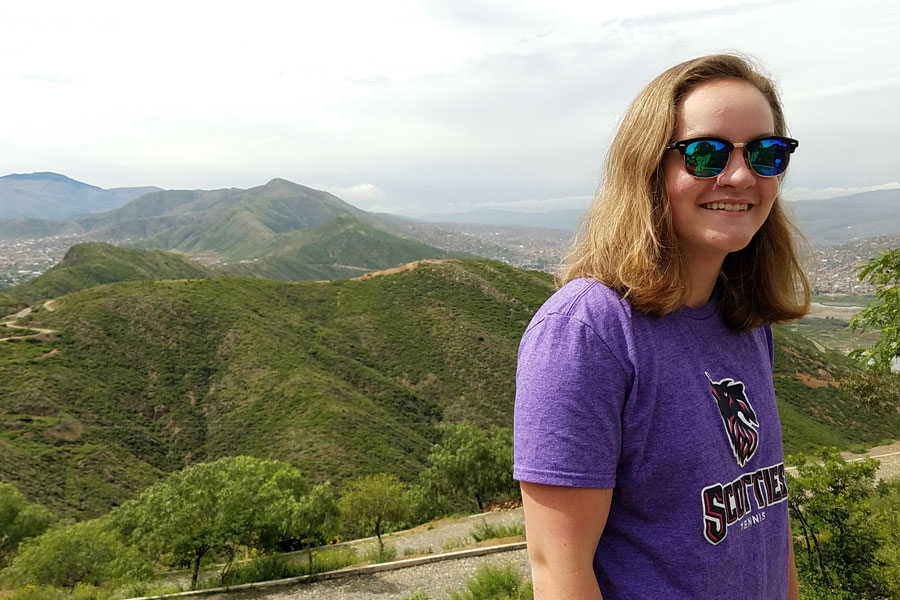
0, 303, 60, 342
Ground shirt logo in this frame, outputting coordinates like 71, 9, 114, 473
705, 372, 760, 467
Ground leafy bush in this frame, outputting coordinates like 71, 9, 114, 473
303, 547, 358, 574
422, 424, 518, 512
221, 554, 297, 586
1, 519, 151, 588
471, 520, 525, 543
448, 563, 533, 600
0, 483, 56, 565
787, 449, 891, 598
362, 543, 397, 564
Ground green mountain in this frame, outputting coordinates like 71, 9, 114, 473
0, 260, 893, 517
6, 243, 212, 304
218, 215, 449, 280
0, 292, 23, 317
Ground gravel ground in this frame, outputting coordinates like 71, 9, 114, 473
210, 549, 530, 600
340, 508, 525, 556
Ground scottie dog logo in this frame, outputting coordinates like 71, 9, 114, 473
705, 372, 759, 467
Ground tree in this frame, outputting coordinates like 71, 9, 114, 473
850, 246, 900, 372
111, 456, 308, 588
0, 483, 55, 565
286, 482, 340, 573
0, 518, 151, 588
786, 448, 889, 598
423, 423, 517, 511
339, 473, 406, 554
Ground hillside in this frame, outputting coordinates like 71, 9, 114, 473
0, 172, 159, 219
0, 292, 22, 317
1, 260, 895, 517
6, 242, 212, 304
218, 215, 450, 280
0, 260, 554, 516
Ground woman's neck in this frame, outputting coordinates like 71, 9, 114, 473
684, 256, 724, 308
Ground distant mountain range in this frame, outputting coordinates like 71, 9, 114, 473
420, 208, 582, 231
0, 176, 450, 284
0, 172, 160, 219
420, 189, 900, 247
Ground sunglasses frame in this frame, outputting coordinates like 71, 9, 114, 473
665, 135, 799, 179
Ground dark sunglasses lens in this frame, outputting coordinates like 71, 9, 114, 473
684, 140, 730, 178
747, 138, 791, 176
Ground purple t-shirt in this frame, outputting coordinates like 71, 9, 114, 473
514, 279, 789, 599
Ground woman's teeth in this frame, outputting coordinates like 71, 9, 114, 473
702, 202, 749, 211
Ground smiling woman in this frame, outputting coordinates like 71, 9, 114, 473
513, 54, 810, 599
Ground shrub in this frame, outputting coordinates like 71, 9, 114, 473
441, 537, 470, 552
1, 519, 151, 588
362, 543, 397, 564
470, 520, 525, 543
221, 554, 297, 586
448, 563, 533, 600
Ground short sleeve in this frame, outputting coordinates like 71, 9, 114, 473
513, 312, 631, 488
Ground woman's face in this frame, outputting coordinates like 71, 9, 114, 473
662, 77, 778, 270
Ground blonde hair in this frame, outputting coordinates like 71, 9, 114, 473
561, 54, 810, 331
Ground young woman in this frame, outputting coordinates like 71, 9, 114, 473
513, 54, 809, 599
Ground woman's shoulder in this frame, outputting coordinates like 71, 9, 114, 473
525, 278, 634, 347
532, 278, 631, 327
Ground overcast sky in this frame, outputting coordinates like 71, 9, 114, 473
2, 0, 899, 216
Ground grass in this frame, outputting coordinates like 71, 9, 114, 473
442, 537, 472, 552
470, 520, 526, 543
403, 563, 533, 600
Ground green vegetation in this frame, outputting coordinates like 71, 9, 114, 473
423, 423, 518, 511
405, 563, 533, 600
0, 260, 553, 517
339, 473, 407, 553
111, 456, 312, 588
448, 564, 533, 600
850, 246, 900, 371
470, 520, 525, 543
0, 257, 896, 524
771, 325, 900, 454
0, 518, 151, 588
0, 326, 40, 338
0, 482, 56, 565
0, 292, 23, 316
218, 214, 450, 281
6, 242, 210, 304
788, 450, 899, 598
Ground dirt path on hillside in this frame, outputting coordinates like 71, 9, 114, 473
0, 305, 60, 342
351, 259, 459, 281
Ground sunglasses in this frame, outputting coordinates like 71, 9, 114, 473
665, 136, 799, 178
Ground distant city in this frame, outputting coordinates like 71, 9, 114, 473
3, 229, 896, 296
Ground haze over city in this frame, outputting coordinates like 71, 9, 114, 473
2, 0, 899, 216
